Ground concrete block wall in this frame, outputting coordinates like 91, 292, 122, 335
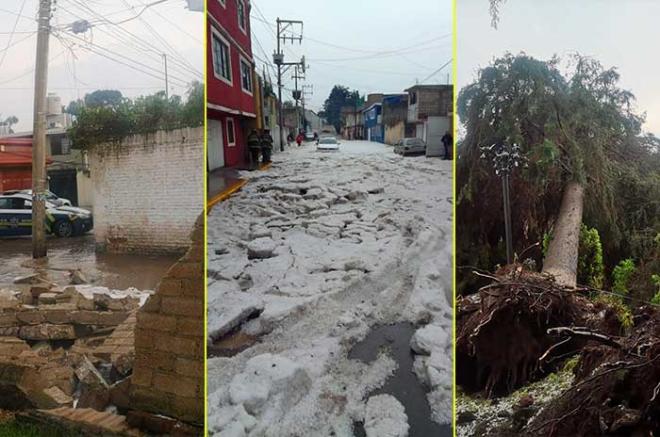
129, 214, 204, 425
89, 127, 203, 255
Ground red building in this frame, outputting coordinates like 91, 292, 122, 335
207, 0, 256, 170
0, 138, 32, 192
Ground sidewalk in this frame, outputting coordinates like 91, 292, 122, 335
207, 163, 271, 210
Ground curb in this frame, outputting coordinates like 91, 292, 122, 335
206, 162, 272, 211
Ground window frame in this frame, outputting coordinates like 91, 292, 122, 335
211, 27, 232, 86
237, 0, 247, 34
239, 56, 253, 95
226, 118, 236, 147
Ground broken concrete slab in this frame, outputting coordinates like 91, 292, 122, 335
20, 407, 143, 436
14, 274, 44, 285
69, 269, 88, 285
37, 292, 60, 305
18, 324, 77, 341
41, 386, 74, 408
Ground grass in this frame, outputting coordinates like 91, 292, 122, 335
0, 419, 68, 437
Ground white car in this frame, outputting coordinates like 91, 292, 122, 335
2, 189, 72, 207
394, 138, 426, 156
317, 136, 340, 151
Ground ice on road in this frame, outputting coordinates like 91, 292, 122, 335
207, 141, 453, 436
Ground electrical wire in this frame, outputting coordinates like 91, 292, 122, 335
59, 0, 200, 79
419, 58, 452, 83
0, 0, 28, 72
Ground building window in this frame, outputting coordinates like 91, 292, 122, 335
211, 29, 231, 85
410, 92, 417, 105
240, 58, 252, 94
237, 0, 246, 33
226, 118, 236, 146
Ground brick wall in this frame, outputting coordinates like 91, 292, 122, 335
89, 127, 203, 255
129, 214, 204, 425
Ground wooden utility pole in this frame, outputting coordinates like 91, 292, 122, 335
273, 18, 303, 151
162, 53, 169, 100
32, 0, 52, 259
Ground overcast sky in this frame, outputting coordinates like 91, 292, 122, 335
458, 0, 660, 136
249, 0, 452, 113
0, 0, 203, 132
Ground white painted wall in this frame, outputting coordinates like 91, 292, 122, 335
89, 127, 203, 254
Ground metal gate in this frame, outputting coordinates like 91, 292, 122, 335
48, 169, 78, 206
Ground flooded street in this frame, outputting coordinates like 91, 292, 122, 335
0, 235, 178, 290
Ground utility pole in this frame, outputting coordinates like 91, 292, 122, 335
273, 18, 304, 151
292, 64, 305, 132
302, 84, 313, 132
480, 142, 526, 265
32, 0, 52, 259
162, 53, 169, 100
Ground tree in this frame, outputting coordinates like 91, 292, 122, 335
84, 89, 124, 108
322, 85, 364, 133
0, 115, 19, 133
457, 53, 654, 291
67, 85, 202, 149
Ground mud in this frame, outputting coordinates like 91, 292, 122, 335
349, 322, 451, 437
0, 235, 177, 290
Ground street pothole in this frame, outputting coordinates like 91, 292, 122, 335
348, 322, 451, 437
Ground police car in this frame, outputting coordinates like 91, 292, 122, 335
0, 193, 93, 238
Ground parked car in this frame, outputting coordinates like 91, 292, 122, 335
305, 132, 315, 141
0, 193, 93, 238
394, 138, 426, 155
2, 189, 72, 207
316, 136, 340, 151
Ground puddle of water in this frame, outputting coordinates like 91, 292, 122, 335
348, 322, 451, 437
208, 331, 260, 358
0, 235, 177, 290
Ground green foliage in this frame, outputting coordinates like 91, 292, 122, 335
456, 53, 660, 295
68, 82, 203, 149
0, 115, 19, 133
650, 275, 660, 305
594, 294, 634, 329
577, 224, 605, 288
0, 421, 67, 437
322, 85, 364, 133
612, 258, 636, 294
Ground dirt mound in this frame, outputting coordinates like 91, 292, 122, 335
456, 267, 622, 396
525, 307, 660, 436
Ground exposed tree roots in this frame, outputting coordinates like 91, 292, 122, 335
526, 307, 660, 436
457, 266, 660, 436
456, 266, 622, 397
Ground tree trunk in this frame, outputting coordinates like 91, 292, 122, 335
542, 181, 584, 288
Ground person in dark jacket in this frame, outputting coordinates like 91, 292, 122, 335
441, 131, 453, 160
260, 129, 273, 164
247, 129, 261, 167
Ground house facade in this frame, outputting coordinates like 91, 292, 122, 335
405, 84, 453, 157
363, 103, 383, 143
207, 0, 256, 170
382, 94, 411, 145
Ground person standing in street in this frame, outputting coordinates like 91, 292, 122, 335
261, 129, 273, 164
296, 131, 304, 147
247, 129, 261, 168
441, 131, 453, 160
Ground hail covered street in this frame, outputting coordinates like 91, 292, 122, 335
207, 140, 453, 436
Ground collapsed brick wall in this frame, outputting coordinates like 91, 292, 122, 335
89, 127, 204, 255
129, 214, 204, 425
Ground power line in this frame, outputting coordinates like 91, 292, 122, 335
420, 58, 452, 83
59, 0, 200, 79
57, 32, 190, 86
0, 0, 28, 72
0, 31, 36, 56
0, 6, 34, 22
